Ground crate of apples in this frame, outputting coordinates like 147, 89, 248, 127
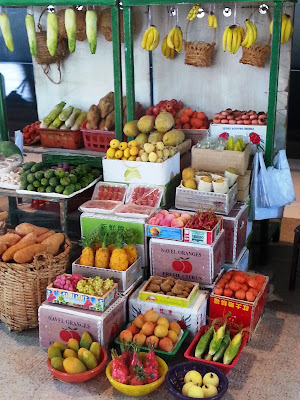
214, 270, 266, 302
117, 310, 185, 355
176, 108, 209, 130
146, 99, 184, 118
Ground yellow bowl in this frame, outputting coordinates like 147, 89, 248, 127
106, 352, 168, 397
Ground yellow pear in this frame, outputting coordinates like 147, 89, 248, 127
182, 167, 195, 180
183, 179, 197, 190
202, 176, 212, 183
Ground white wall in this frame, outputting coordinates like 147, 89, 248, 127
32, 3, 294, 150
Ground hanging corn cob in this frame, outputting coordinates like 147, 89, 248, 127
65, 8, 77, 53
86, 10, 97, 54
0, 13, 14, 52
47, 12, 58, 56
25, 14, 37, 56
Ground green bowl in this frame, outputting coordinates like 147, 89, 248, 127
115, 329, 189, 363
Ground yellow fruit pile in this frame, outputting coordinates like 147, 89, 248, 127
48, 332, 101, 373
107, 139, 140, 161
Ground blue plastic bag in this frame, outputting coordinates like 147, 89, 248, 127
257, 150, 295, 208
250, 152, 284, 221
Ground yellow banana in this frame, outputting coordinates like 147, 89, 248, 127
187, 4, 200, 21
174, 26, 182, 53
244, 20, 254, 48
227, 26, 233, 53
213, 14, 218, 29
207, 13, 213, 29
233, 27, 243, 54
142, 27, 152, 49
166, 44, 170, 58
231, 27, 238, 54
146, 27, 154, 51
250, 21, 257, 43
223, 26, 229, 52
241, 21, 249, 47
149, 26, 159, 51
167, 26, 176, 49
283, 15, 292, 43
170, 47, 175, 59
173, 27, 179, 50
281, 13, 288, 44
270, 20, 273, 35
161, 36, 167, 56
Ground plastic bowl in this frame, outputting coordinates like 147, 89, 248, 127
106, 352, 168, 397
165, 361, 228, 400
47, 347, 107, 383
184, 325, 249, 375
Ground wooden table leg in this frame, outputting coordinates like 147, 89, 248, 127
59, 200, 68, 234
289, 226, 300, 290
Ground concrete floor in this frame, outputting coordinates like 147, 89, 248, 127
0, 244, 300, 400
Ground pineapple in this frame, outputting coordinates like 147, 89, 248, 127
92, 229, 102, 251
107, 226, 116, 253
95, 232, 110, 269
109, 230, 128, 271
123, 229, 138, 266
79, 236, 95, 267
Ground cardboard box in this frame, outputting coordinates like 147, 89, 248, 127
175, 183, 237, 215
237, 170, 251, 191
224, 248, 249, 272
184, 216, 223, 245
139, 276, 199, 308
72, 258, 142, 292
150, 230, 225, 285
182, 129, 208, 146
38, 297, 126, 349
209, 124, 267, 155
191, 143, 251, 176
209, 271, 268, 331
102, 151, 180, 185
117, 275, 144, 320
237, 186, 250, 202
46, 277, 118, 312
129, 283, 209, 340
222, 202, 248, 263
80, 212, 148, 267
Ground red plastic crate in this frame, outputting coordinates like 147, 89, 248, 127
81, 120, 115, 152
40, 128, 83, 150
184, 325, 249, 375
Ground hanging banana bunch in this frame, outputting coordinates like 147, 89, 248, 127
241, 19, 257, 48
86, 9, 98, 54
161, 36, 174, 59
25, 14, 37, 56
270, 13, 293, 44
207, 12, 218, 29
167, 25, 182, 53
0, 13, 14, 52
65, 8, 77, 53
142, 25, 160, 51
187, 3, 200, 21
47, 11, 58, 56
223, 25, 244, 54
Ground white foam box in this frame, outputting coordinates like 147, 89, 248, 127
129, 282, 209, 341
223, 248, 249, 272
39, 297, 126, 350
118, 275, 144, 320
150, 230, 225, 285
102, 151, 180, 185
72, 257, 142, 292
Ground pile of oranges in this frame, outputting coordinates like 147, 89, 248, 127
175, 108, 209, 130
214, 271, 266, 302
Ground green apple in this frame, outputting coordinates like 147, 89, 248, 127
202, 372, 219, 388
182, 382, 195, 396
202, 384, 218, 398
188, 385, 204, 398
184, 370, 203, 386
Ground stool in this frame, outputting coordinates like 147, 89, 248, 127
289, 225, 300, 290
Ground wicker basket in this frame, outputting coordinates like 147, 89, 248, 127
0, 236, 71, 331
239, 43, 271, 68
184, 19, 215, 68
57, 8, 87, 42
98, 7, 136, 43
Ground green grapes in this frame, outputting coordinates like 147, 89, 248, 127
76, 277, 114, 297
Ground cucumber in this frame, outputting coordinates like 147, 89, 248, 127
23, 161, 35, 171
31, 162, 44, 173
27, 173, 35, 184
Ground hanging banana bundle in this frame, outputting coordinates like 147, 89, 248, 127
0, 13, 14, 52
270, 13, 293, 44
25, 14, 37, 56
47, 12, 58, 56
241, 19, 257, 48
167, 25, 182, 53
142, 25, 160, 51
207, 12, 218, 29
187, 3, 200, 21
161, 36, 174, 59
223, 25, 245, 54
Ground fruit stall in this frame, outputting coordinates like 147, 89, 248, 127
0, 0, 297, 399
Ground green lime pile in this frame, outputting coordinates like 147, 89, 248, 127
20, 162, 100, 195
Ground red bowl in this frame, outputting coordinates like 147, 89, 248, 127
47, 347, 108, 383
184, 325, 248, 375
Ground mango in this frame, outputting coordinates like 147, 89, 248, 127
63, 349, 77, 359
67, 338, 79, 352
51, 357, 65, 372
63, 357, 87, 374
82, 350, 98, 370
80, 332, 93, 349
163, 129, 185, 146
124, 120, 139, 137
48, 346, 62, 360
155, 112, 174, 133
77, 347, 86, 362
137, 115, 155, 133
53, 341, 67, 352
89, 342, 101, 361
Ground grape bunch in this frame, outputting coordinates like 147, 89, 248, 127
53, 273, 83, 292
77, 277, 114, 296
